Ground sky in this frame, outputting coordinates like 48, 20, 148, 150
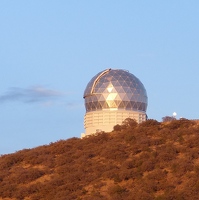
0, 1, 199, 154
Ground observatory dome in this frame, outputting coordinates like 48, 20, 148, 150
84, 69, 148, 112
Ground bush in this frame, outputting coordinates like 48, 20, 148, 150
140, 119, 160, 127
108, 184, 128, 199
113, 124, 122, 131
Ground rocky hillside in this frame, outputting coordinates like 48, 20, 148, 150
0, 119, 199, 200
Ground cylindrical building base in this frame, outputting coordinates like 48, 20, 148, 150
82, 109, 146, 137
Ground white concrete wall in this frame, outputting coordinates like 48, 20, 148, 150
82, 109, 146, 137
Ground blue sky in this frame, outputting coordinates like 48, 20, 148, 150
1, 1, 199, 154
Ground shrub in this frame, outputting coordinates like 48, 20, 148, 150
108, 184, 128, 199
140, 119, 160, 127
113, 124, 122, 131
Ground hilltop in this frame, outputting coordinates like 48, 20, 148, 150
0, 119, 199, 200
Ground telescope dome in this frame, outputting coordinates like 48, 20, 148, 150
83, 69, 148, 113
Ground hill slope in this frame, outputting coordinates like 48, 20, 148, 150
0, 119, 199, 200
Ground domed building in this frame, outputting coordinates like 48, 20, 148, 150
81, 69, 148, 137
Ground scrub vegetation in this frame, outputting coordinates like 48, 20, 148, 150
0, 119, 199, 200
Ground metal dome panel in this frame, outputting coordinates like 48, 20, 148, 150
84, 69, 148, 112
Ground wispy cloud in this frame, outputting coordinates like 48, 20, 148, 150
0, 86, 63, 104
